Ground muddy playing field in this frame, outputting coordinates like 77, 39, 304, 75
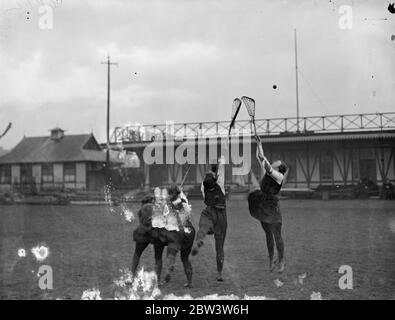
1, 200, 395, 300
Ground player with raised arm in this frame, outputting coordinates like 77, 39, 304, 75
248, 138, 288, 273
191, 141, 228, 282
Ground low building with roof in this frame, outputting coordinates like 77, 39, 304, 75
0, 128, 110, 192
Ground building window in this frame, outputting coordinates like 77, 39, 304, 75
20, 164, 33, 183
0, 165, 11, 184
64, 163, 76, 182
42, 164, 54, 183
320, 150, 333, 181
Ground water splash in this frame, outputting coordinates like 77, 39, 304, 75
242, 295, 269, 300
274, 279, 284, 288
17, 248, 26, 258
198, 294, 240, 300
298, 273, 307, 285
31, 245, 49, 262
389, 219, 395, 233
80, 268, 273, 300
310, 291, 322, 300
104, 182, 116, 214
162, 293, 270, 300
120, 203, 135, 222
113, 268, 161, 300
104, 182, 135, 223
82, 288, 102, 300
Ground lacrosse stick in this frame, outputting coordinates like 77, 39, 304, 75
241, 96, 258, 138
0, 122, 12, 139
241, 96, 264, 158
180, 164, 192, 188
228, 98, 242, 136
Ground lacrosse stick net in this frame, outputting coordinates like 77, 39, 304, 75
242, 96, 255, 119
241, 96, 259, 138
241, 96, 264, 158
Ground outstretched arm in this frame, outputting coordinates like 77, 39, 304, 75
256, 139, 266, 177
217, 155, 225, 195
263, 158, 284, 185
215, 136, 229, 195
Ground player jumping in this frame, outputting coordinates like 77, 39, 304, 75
191, 149, 228, 282
248, 140, 288, 273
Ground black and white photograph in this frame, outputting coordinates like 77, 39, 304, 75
0, 0, 395, 303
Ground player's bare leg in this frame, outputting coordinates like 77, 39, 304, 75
154, 244, 165, 282
163, 248, 178, 284
180, 248, 193, 287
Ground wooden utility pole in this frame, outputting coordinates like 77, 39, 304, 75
294, 29, 300, 133
101, 56, 118, 167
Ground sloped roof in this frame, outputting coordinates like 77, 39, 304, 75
0, 134, 109, 164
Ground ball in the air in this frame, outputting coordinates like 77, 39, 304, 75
273, 85, 277, 89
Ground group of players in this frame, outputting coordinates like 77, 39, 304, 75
131, 139, 288, 287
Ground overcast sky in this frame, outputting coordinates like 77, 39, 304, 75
0, 0, 394, 149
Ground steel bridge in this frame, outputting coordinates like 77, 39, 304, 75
110, 112, 395, 144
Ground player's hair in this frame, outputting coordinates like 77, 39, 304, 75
141, 194, 154, 205
203, 172, 217, 190
167, 184, 181, 201
278, 161, 288, 174
211, 164, 218, 173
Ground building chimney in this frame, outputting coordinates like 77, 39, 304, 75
50, 127, 65, 141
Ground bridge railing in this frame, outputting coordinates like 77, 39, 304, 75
110, 112, 395, 143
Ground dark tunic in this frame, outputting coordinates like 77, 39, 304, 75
133, 203, 154, 243
132, 202, 195, 251
204, 184, 226, 209
248, 173, 283, 224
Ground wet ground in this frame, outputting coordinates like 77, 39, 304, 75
1, 200, 395, 299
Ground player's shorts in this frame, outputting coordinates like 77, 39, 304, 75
151, 225, 194, 251
197, 206, 227, 239
134, 220, 196, 252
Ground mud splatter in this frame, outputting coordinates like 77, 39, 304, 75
274, 279, 284, 288
81, 288, 102, 300
310, 291, 323, 300
31, 245, 49, 262
80, 268, 274, 300
17, 248, 26, 258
